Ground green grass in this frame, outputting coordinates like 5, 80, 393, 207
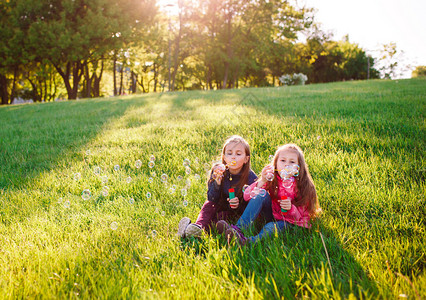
0, 78, 425, 299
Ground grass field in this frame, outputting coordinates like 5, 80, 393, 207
0, 78, 425, 299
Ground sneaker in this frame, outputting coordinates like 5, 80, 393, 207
216, 220, 231, 234
185, 223, 203, 238
225, 225, 247, 246
177, 217, 191, 238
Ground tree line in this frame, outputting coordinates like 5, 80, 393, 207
0, 0, 381, 105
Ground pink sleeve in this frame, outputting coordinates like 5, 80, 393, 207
286, 205, 311, 228
243, 182, 258, 201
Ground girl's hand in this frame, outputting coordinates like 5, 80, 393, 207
228, 197, 239, 209
212, 164, 225, 185
258, 165, 274, 186
280, 198, 292, 211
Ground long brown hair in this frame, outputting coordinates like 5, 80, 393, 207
265, 144, 320, 217
208, 135, 251, 200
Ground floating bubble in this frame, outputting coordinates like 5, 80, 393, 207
183, 158, 190, 167
110, 222, 118, 230
126, 176, 132, 184
135, 160, 142, 169
282, 178, 294, 189
195, 157, 200, 165
161, 211, 165, 216
58, 197, 63, 204
148, 161, 155, 169
258, 189, 267, 197
101, 175, 108, 185
204, 163, 211, 171
82, 189, 91, 200
317, 136, 321, 140
242, 184, 249, 193
114, 165, 120, 171
185, 166, 191, 175
64, 200, 70, 208
169, 186, 176, 194
102, 186, 109, 197
86, 149, 91, 156
148, 177, 153, 183
185, 179, 191, 188
250, 187, 260, 198
152, 230, 157, 237
213, 164, 226, 179
161, 173, 168, 183
146, 192, 152, 199
183, 200, 188, 207
177, 175, 183, 181
93, 166, 101, 176
129, 198, 135, 205
194, 174, 201, 180
74, 173, 81, 181
151, 171, 156, 177
181, 188, 187, 197
268, 155, 274, 162
265, 172, 274, 181
150, 155, 155, 161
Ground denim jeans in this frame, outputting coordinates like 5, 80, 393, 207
236, 192, 290, 243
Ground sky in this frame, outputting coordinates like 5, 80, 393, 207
302, 0, 426, 78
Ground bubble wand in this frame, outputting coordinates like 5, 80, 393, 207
228, 188, 237, 209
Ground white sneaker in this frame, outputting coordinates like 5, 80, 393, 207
185, 223, 203, 238
178, 217, 191, 238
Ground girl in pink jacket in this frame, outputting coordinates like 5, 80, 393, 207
216, 144, 320, 245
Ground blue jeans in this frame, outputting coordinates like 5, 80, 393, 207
236, 193, 291, 243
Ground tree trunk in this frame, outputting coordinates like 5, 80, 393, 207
113, 56, 117, 96
52, 61, 83, 100
0, 74, 8, 105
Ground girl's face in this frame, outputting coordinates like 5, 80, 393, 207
223, 142, 249, 174
276, 149, 299, 172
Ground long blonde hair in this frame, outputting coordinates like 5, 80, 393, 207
265, 144, 320, 217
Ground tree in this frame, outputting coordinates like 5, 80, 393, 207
412, 66, 426, 78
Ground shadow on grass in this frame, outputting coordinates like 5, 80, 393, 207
0, 96, 150, 190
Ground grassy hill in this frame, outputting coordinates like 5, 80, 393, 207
0, 78, 425, 299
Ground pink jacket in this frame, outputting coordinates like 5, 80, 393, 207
243, 177, 311, 228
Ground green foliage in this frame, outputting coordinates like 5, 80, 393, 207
0, 79, 425, 298
412, 66, 426, 78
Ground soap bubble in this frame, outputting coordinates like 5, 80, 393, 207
183, 158, 190, 167
126, 176, 132, 184
82, 189, 91, 200
242, 184, 249, 192
227, 161, 236, 167
150, 155, 155, 161
114, 165, 120, 171
268, 155, 274, 162
148, 161, 155, 169
185, 179, 191, 188
250, 187, 260, 198
148, 177, 153, 183
151, 171, 156, 177
181, 188, 187, 197
110, 222, 118, 230
169, 186, 176, 194
58, 197, 63, 204
282, 178, 294, 188
265, 172, 274, 181
93, 166, 101, 176
102, 186, 109, 197
146, 192, 152, 199
74, 173, 81, 181
129, 198, 135, 205
101, 176, 108, 185
194, 174, 201, 180
64, 200, 70, 208
135, 160, 142, 169
212, 164, 226, 179
258, 189, 267, 197
183, 200, 188, 207
161, 173, 168, 183
161, 211, 165, 216
204, 163, 211, 171
185, 167, 191, 175
152, 230, 157, 237
86, 149, 91, 156
177, 175, 183, 181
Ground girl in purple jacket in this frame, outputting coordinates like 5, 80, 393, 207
177, 135, 259, 238
217, 143, 321, 245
